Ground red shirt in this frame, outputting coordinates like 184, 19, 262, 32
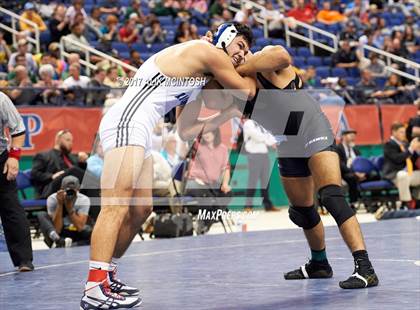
287, 5, 316, 23
119, 27, 138, 44
188, 143, 229, 184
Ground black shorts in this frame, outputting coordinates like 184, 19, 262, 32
277, 144, 336, 178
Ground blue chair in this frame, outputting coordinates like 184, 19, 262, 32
297, 47, 311, 57
322, 56, 332, 66
346, 77, 358, 86
351, 157, 398, 212
271, 38, 285, 46
256, 37, 270, 47
252, 28, 264, 38
16, 170, 47, 210
159, 16, 174, 26
331, 67, 347, 78
316, 66, 330, 78
132, 43, 149, 53
40, 30, 51, 45
293, 56, 306, 68
375, 77, 387, 89
307, 56, 322, 67
149, 43, 167, 53
112, 42, 130, 53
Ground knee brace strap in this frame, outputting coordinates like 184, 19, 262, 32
288, 205, 321, 230
319, 185, 355, 227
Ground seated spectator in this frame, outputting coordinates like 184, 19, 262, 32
371, 74, 411, 104
61, 53, 85, 79
37, 176, 91, 248
383, 123, 420, 209
332, 41, 358, 69
31, 129, 89, 198
0, 31, 10, 72
48, 4, 70, 42
385, 38, 409, 59
85, 7, 104, 41
260, 1, 286, 37
98, 14, 120, 53
404, 25, 419, 54
161, 133, 181, 169
127, 49, 144, 68
339, 22, 359, 45
151, 0, 176, 17
286, 0, 316, 24
336, 129, 365, 207
19, 2, 47, 34
7, 65, 37, 105
119, 19, 140, 45
174, 0, 192, 21
62, 63, 90, 105
185, 128, 232, 233
316, 1, 347, 25
354, 69, 376, 103
98, 0, 120, 15
143, 20, 167, 44
8, 39, 37, 74
301, 66, 316, 87
104, 66, 124, 98
174, 21, 196, 43
364, 53, 386, 77
63, 22, 90, 57
86, 68, 110, 106
209, 0, 227, 20
35, 64, 62, 105
125, 0, 146, 24
234, 3, 256, 26
65, 0, 87, 28
334, 78, 357, 104
187, 0, 208, 26
7, 54, 38, 83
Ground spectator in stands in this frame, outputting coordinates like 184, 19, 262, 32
8, 39, 37, 74
316, 1, 347, 25
99, 0, 120, 15
336, 129, 364, 207
57, 14, 73, 41
286, 0, 316, 24
62, 63, 90, 105
65, 0, 87, 27
174, 21, 196, 43
31, 129, 89, 198
39, 53, 60, 80
385, 38, 409, 59
61, 53, 83, 79
187, 0, 208, 26
234, 3, 255, 26
364, 53, 386, 77
7, 66, 36, 105
354, 70, 376, 104
19, 2, 47, 34
35, 64, 62, 105
119, 19, 140, 45
406, 100, 420, 143
104, 66, 124, 98
403, 25, 419, 54
98, 14, 120, 53
243, 118, 278, 211
86, 7, 104, 41
260, 1, 287, 37
125, 0, 146, 23
301, 66, 316, 87
63, 22, 90, 57
161, 133, 181, 169
339, 22, 359, 44
37, 176, 91, 248
143, 20, 167, 44
209, 0, 228, 20
151, 0, 176, 17
48, 43, 67, 76
332, 41, 358, 70
334, 78, 357, 104
175, 0, 192, 21
371, 74, 412, 104
0, 31, 10, 72
185, 128, 232, 233
128, 49, 144, 67
383, 123, 420, 209
86, 68, 110, 107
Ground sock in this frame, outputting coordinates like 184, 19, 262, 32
110, 257, 120, 270
311, 248, 328, 262
87, 261, 110, 286
48, 230, 60, 242
352, 250, 372, 273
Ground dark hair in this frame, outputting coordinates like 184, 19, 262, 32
94, 68, 105, 75
232, 22, 254, 47
391, 122, 404, 132
150, 20, 160, 27
200, 128, 222, 147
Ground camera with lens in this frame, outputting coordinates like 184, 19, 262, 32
65, 188, 76, 199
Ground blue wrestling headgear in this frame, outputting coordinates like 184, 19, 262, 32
213, 23, 238, 53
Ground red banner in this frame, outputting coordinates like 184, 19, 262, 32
17, 107, 102, 156
380, 105, 417, 140
342, 105, 381, 145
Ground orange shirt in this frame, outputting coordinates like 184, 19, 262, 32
317, 9, 346, 23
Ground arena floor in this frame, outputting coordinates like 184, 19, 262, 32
0, 218, 419, 310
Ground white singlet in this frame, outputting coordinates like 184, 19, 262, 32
99, 52, 208, 158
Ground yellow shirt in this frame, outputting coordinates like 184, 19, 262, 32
19, 12, 47, 32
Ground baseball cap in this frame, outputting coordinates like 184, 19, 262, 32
24, 2, 35, 10
61, 175, 80, 190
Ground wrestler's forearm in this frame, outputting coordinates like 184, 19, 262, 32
237, 46, 292, 75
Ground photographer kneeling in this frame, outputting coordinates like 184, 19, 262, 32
37, 176, 92, 248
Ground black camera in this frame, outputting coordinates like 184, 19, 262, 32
65, 188, 76, 199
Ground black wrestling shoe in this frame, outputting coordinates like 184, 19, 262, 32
284, 259, 333, 280
339, 258, 379, 289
